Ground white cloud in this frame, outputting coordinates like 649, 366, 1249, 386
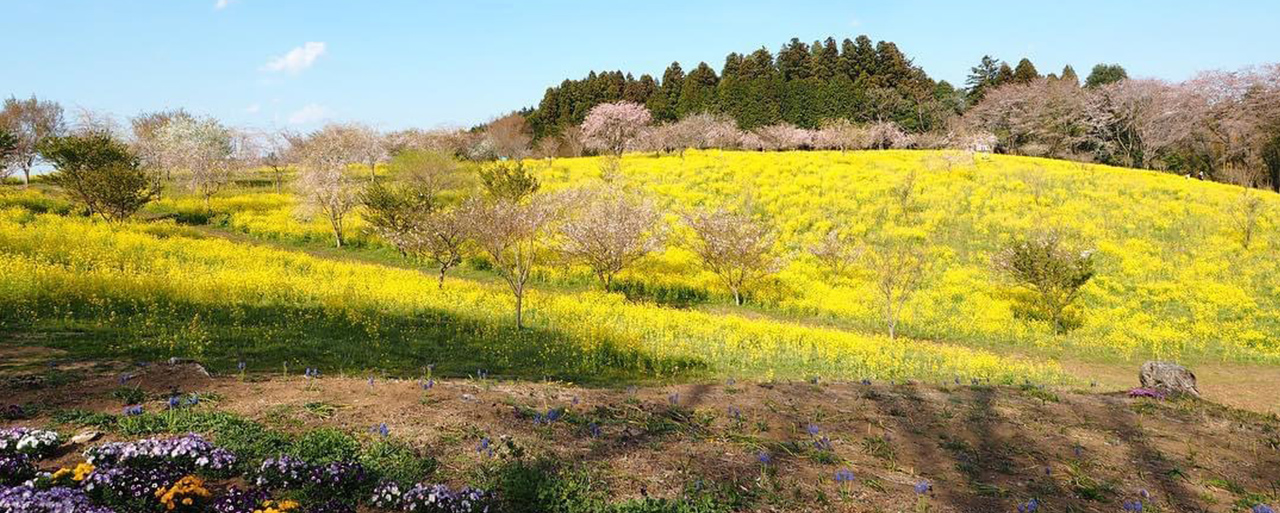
287, 103, 329, 125
245, 103, 261, 114
214, 0, 232, 10
262, 42, 327, 74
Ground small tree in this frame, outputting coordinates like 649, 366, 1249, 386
406, 208, 467, 288
361, 180, 435, 256
478, 160, 539, 202
683, 207, 778, 305
582, 101, 652, 156
1232, 190, 1267, 249
994, 232, 1096, 333
260, 130, 295, 192
296, 125, 365, 247
1, 95, 66, 186
863, 236, 928, 340
0, 128, 17, 181
809, 228, 862, 276
483, 113, 532, 159
460, 196, 559, 328
154, 116, 235, 211
39, 133, 159, 223
559, 186, 665, 288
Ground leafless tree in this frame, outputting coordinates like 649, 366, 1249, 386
0, 95, 66, 186
460, 195, 560, 328
682, 207, 778, 305
558, 186, 665, 288
295, 124, 367, 247
809, 229, 862, 276
129, 108, 194, 177
258, 130, 296, 192
154, 116, 236, 211
483, 113, 532, 159
863, 236, 929, 340
1231, 190, 1267, 249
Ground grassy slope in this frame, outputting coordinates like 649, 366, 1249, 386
2, 150, 1279, 400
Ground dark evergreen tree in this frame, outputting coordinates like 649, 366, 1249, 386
1060, 65, 1080, 86
777, 38, 812, 81
648, 62, 685, 121
677, 62, 719, 116
1012, 58, 1040, 83
1085, 63, 1128, 88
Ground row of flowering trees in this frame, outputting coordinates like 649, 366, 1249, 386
963, 65, 1280, 189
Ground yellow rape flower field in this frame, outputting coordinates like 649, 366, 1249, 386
3, 150, 1279, 402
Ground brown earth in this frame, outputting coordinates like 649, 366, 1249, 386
3, 348, 1279, 512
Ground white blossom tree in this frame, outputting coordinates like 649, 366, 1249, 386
682, 207, 779, 305
558, 186, 665, 288
460, 195, 560, 328
295, 124, 366, 247
154, 116, 236, 211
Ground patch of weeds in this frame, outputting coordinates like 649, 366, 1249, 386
290, 427, 361, 463
53, 408, 119, 430
862, 477, 886, 493
1063, 459, 1115, 501
861, 435, 896, 462
302, 401, 339, 419
113, 408, 291, 464
360, 438, 438, 485
1019, 384, 1060, 403
111, 385, 147, 405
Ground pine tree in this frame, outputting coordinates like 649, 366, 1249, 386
996, 62, 1014, 85
1085, 63, 1128, 88
649, 62, 685, 121
777, 38, 812, 81
677, 62, 719, 117
1012, 58, 1040, 83
1060, 65, 1080, 87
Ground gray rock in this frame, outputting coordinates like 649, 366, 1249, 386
166, 357, 211, 377
70, 430, 101, 444
1139, 361, 1200, 397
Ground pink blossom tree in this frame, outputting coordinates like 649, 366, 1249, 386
581, 101, 652, 156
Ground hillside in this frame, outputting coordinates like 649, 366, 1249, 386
3, 151, 1279, 403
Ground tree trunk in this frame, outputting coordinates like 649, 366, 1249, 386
514, 290, 524, 329
437, 266, 447, 289
22, 166, 30, 187
732, 288, 743, 306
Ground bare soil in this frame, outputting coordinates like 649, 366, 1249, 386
4, 347, 1279, 512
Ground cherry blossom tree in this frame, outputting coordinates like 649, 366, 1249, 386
582, 101, 652, 156
682, 207, 779, 305
460, 195, 560, 328
295, 124, 367, 247
154, 116, 236, 211
0, 95, 65, 186
558, 186, 665, 288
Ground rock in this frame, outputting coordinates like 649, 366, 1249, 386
70, 430, 101, 444
166, 357, 211, 377
1139, 361, 1200, 397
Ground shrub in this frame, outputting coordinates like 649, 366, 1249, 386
39, 133, 160, 223
290, 428, 361, 464
994, 232, 1096, 333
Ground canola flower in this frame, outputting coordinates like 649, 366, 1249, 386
0, 200, 1065, 384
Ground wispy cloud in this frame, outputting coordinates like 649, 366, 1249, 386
214, 0, 232, 10
262, 42, 327, 74
245, 103, 261, 114
287, 103, 329, 125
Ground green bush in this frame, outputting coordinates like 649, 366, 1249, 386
290, 427, 361, 464
360, 438, 438, 485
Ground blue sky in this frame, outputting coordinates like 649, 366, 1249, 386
4, 0, 1277, 132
